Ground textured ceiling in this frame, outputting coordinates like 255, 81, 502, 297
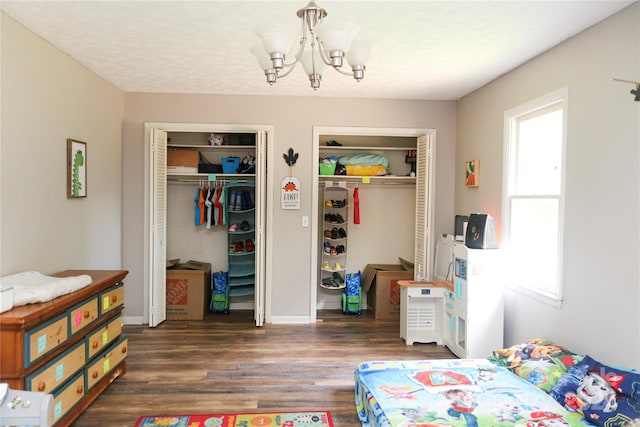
1, 1, 635, 100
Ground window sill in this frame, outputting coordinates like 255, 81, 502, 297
504, 284, 563, 309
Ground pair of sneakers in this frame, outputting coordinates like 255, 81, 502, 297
324, 213, 344, 223
228, 220, 251, 232
229, 239, 254, 253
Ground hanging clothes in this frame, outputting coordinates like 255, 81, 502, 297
198, 186, 207, 225
353, 186, 360, 224
194, 187, 201, 226
205, 186, 214, 229
215, 185, 224, 225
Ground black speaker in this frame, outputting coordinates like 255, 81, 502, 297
465, 213, 497, 249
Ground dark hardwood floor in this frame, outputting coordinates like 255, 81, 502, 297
71, 309, 456, 427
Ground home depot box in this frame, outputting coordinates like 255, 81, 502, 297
166, 260, 211, 320
167, 148, 199, 173
362, 263, 414, 320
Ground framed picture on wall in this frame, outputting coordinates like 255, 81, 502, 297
465, 160, 479, 187
67, 139, 87, 198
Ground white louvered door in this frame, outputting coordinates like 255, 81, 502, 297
414, 133, 435, 280
149, 128, 167, 327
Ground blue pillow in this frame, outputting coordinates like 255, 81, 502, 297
549, 355, 640, 426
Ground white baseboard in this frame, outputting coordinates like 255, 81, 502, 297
268, 315, 313, 324
123, 316, 144, 325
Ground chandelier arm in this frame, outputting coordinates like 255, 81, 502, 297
315, 39, 334, 67
333, 67, 357, 77
276, 62, 299, 79
281, 14, 309, 68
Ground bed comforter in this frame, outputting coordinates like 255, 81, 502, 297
355, 359, 590, 427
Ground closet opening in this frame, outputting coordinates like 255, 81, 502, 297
311, 127, 435, 323
144, 123, 273, 328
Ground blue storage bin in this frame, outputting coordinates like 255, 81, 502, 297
222, 157, 240, 174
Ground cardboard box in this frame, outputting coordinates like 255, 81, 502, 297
362, 263, 414, 320
166, 260, 211, 320
167, 148, 199, 173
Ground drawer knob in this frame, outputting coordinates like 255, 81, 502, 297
38, 382, 46, 391
76, 384, 84, 394
111, 295, 118, 303
92, 340, 99, 349
92, 371, 99, 379
83, 310, 91, 319
121, 345, 127, 354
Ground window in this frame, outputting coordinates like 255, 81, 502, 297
502, 88, 568, 307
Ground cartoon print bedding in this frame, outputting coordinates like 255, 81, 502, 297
355, 359, 591, 427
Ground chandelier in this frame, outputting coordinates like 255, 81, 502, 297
251, 1, 372, 90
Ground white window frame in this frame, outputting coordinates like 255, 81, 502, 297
502, 88, 568, 308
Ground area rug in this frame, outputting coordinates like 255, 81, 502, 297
135, 411, 334, 427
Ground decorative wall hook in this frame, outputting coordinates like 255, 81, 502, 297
283, 148, 299, 166
612, 78, 640, 101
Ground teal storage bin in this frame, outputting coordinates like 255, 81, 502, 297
222, 157, 240, 174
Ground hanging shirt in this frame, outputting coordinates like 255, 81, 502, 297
194, 187, 201, 226
205, 186, 213, 229
353, 187, 360, 224
198, 186, 207, 225
215, 186, 224, 225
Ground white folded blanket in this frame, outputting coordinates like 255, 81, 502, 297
0, 271, 93, 307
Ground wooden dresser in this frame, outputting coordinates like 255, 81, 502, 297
0, 269, 129, 426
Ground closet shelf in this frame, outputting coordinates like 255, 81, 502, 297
229, 251, 255, 256
229, 276, 255, 286
228, 229, 255, 235
319, 146, 414, 152
229, 286, 255, 297
228, 208, 255, 214
320, 283, 346, 290
321, 267, 346, 273
167, 173, 255, 181
319, 175, 415, 184
168, 144, 256, 149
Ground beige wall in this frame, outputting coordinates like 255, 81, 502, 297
1, 13, 124, 274
456, 3, 640, 369
123, 95, 456, 321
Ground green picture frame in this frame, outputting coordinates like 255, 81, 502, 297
67, 139, 87, 198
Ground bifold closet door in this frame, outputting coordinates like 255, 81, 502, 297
149, 128, 167, 327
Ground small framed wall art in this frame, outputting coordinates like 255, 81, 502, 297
465, 160, 479, 187
67, 139, 87, 198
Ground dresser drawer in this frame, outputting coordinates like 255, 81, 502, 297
25, 314, 69, 368
68, 296, 99, 336
25, 341, 85, 393
51, 371, 85, 425
86, 336, 128, 390
99, 283, 124, 316
86, 314, 122, 360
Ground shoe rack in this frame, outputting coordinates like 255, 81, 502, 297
320, 185, 349, 290
226, 182, 256, 298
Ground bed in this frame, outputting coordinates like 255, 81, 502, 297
355, 338, 640, 427
355, 358, 590, 427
